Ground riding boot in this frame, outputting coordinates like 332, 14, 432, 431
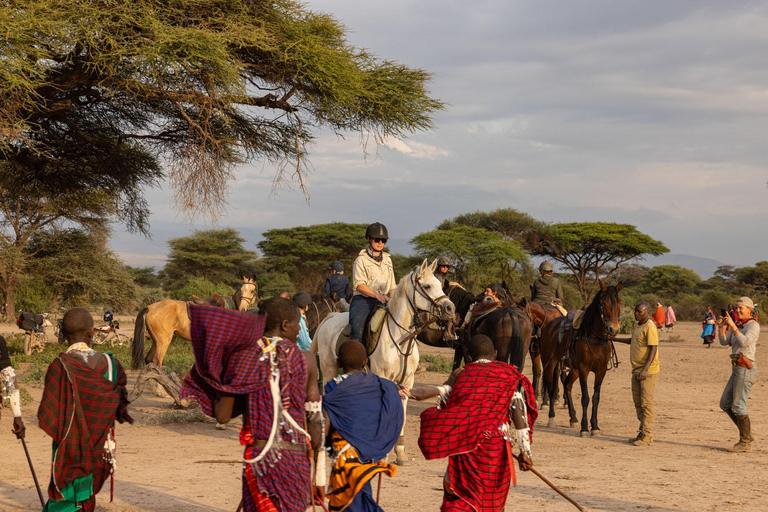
730, 415, 753, 452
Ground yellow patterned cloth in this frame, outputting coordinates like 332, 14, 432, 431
327, 431, 396, 511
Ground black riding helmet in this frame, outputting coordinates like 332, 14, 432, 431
365, 222, 388, 240
292, 292, 312, 308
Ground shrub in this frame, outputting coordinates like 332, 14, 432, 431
420, 354, 453, 373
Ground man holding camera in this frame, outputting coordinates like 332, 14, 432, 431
718, 296, 759, 453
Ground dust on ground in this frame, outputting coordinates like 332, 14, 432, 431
1, 320, 765, 511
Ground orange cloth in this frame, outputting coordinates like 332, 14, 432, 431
652, 306, 665, 329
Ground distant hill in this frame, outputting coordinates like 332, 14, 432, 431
635, 254, 726, 279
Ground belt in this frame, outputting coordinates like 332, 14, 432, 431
251, 439, 309, 452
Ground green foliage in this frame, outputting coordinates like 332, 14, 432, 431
25, 229, 139, 312
258, 223, 367, 292
126, 267, 162, 288
160, 336, 196, 379
168, 277, 234, 302
256, 271, 295, 299
161, 229, 258, 292
411, 226, 527, 292
390, 254, 423, 282
420, 354, 453, 374
0, 0, 443, 219
641, 265, 700, 298
736, 261, 768, 292
15, 275, 52, 313
440, 208, 551, 252
534, 222, 668, 302
147, 408, 215, 425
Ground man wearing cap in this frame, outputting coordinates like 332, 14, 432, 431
293, 292, 313, 351
531, 261, 566, 315
718, 296, 759, 453
325, 261, 351, 303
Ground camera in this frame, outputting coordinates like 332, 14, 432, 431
720, 308, 727, 318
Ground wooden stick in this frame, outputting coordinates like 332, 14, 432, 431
235, 498, 243, 512
21, 438, 45, 507
376, 472, 383, 503
527, 465, 586, 511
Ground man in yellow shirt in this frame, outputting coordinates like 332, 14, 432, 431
614, 302, 659, 446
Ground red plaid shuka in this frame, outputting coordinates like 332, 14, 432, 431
419, 361, 537, 512
38, 352, 130, 511
180, 306, 311, 512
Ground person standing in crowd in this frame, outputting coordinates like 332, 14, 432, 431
324, 261, 351, 303
614, 302, 660, 446
38, 308, 133, 512
718, 297, 759, 453
701, 306, 716, 347
349, 222, 396, 344
418, 334, 537, 510
664, 303, 677, 332
0, 335, 26, 441
652, 303, 665, 330
292, 292, 313, 351
321, 341, 402, 512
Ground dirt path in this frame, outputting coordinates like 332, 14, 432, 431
1, 321, 765, 511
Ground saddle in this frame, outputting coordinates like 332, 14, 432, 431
335, 306, 388, 356
558, 309, 584, 343
464, 296, 505, 326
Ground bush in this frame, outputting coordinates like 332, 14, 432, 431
673, 293, 705, 321
168, 277, 234, 301
420, 354, 453, 373
15, 276, 53, 314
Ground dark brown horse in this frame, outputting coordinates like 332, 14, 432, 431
461, 300, 533, 371
539, 281, 622, 436
516, 298, 565, 402
415, 285, 478, 368
305, 293, 344, 337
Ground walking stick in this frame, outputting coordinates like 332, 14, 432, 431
235, 498, 243, 512
21, 438, 45, 507
376, 473, 383, 503
525, 464, 586, 512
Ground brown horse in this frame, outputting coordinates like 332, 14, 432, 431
131, 276, 258, 369
515, 298, 565, 402
539, 281, 622, 436
305, 293, 345, 337
461, 299, 533, 371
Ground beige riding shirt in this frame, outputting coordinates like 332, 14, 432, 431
351, 249, 396, 296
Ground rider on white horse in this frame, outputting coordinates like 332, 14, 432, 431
348, 222, 396, 344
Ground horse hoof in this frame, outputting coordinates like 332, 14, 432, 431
580, 431, 589, 438
395, 457, 411, 466
547, 419, 556, 428
553, 399, 562, 407
570, 422, 580, 429
591, 429, 601, 437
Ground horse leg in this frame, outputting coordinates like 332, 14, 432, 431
394, 396, 410, 465
590, 367, 608, 436
563, 368, 580, 429
559, 367, 568, 409
532, 352, 544, 405
546, 362, 559, 427
578, 369, 591, 437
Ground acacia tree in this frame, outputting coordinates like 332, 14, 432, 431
410, 226, 528, 292
534, 222, 668, 302
439, 208, 552, 252
1, 1, 444, 219
160, 228, 259, 292
258, 223, 367, 292
641, 265, 701, 299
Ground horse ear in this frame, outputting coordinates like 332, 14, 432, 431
420, 259, 429, 273
616, 281, 623, 292
241, 274, 247, 282
429, 258, 438, 273
599, 280, 607, 292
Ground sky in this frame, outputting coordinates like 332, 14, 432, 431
112, 0, 768, 270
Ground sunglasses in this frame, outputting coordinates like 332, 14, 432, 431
372, 238, 387, 244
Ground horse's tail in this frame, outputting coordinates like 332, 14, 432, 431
507, 310, 525, 370
132, 307, 148, 370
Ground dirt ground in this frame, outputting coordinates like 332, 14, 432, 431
1, 320, 766, 512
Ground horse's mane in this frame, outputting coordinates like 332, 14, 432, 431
581, 284, 620, 332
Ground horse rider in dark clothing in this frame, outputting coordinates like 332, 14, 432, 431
325, 261, 351, 303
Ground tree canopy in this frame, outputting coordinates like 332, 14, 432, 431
0, 0, 443, 219
534, 222, 668, 302
160, 228, 258, 291
410, 226, 527, 292
439, 208, 550, 252
641, 265, 701, 299
258, 223, 367, 292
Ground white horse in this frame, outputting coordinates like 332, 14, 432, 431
313, 259, 455, 464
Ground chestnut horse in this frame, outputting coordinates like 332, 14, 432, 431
131, 276, 258, 369
515, 298, 565, 403
539, 281, 622, 436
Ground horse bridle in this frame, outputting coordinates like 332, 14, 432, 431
234, 282, 258, 310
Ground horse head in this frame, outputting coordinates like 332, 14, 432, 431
596, 279, 623, 336
236, 275, 259, 312
404, 259, 455, 321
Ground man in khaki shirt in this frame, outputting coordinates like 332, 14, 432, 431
615, 302, 659, 446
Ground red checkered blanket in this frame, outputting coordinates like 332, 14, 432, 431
38, 352, 130, 504
419, 361, 537, 511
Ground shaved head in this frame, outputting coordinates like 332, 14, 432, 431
468, 334, 496, 362
636, 302, 650, 313
337, 341, 367, 372
62, 308, 94, 345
